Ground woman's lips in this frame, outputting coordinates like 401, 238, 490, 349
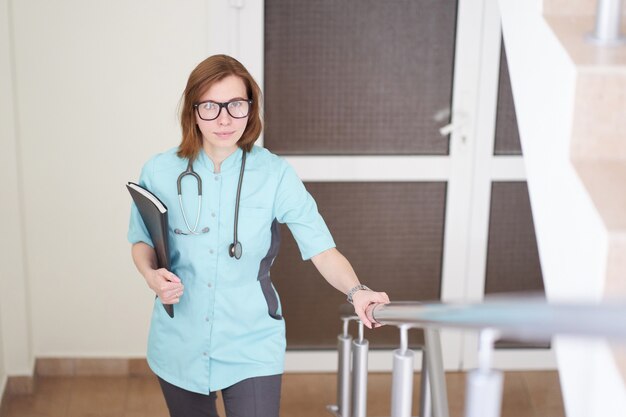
214, 131, 235, 138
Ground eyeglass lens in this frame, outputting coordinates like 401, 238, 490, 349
196, 100, 250, 121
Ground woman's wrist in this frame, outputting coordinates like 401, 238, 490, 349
346, 284, 371, 304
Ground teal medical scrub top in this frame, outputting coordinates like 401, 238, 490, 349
128, 145, 335, 394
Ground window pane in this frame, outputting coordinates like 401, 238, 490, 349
486, 182, 547, 349
264, 0, 458, 155
485, 182, 543, 293
494, 41, 523, 155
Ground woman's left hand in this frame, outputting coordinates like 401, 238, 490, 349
352, 289, 390, 329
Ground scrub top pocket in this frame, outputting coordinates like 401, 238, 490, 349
238, 207, 273, 252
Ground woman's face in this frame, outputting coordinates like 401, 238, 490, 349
195, 75, 249, 156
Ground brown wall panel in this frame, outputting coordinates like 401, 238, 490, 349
272, 182, 447, 349
264, 0, 458, 155
494, 42, 523, 155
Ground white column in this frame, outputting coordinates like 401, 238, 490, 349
498, 0, 624, 415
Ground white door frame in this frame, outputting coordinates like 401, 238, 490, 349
459, 0, 556, 370
206, 0, 555, 372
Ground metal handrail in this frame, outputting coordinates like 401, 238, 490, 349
328, 295, 626, 417
365, 296, 626, 341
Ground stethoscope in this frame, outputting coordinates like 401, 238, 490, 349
174, 151, 247, 260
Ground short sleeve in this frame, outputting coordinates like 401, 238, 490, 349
127, 158, 155, 248
274, 162, 335, 260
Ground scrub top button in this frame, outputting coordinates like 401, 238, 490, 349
203, 352, 208, 356
211, 212, 216, 218
214, 175, 219, 181
209, 249, 214, 254
207, 283, 212, 288
205, 317, 210, 322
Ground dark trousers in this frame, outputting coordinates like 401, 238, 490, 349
157, 374, 282, 417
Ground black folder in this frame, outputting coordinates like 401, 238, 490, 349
126, 182, 174, 318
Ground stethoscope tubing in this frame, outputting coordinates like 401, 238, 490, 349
177, 194, 203, 235
230, 151, 246, 259
177, 162, 204, 235
176, 151, 246, 259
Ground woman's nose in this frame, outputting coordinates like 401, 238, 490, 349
217, 107, 232, 125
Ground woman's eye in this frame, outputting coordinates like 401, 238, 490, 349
203, 102, 217, 110
230, 101, 241, 108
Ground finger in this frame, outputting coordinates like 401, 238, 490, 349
366, 301, 383, 327
159, 282, 184, 294
354, 306, 369, 329
357, 311, 372, 329
167, 272, 181, 283
163, 294, 181, 304
161, 281, 184, 291
374, 292, 388, 303
364, 302, 379, 323
158, 269, 181, 283
169, 288, 184, 299
167, 282, 184, 291
158, 285, 183, 301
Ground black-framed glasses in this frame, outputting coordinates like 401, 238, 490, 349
194, 99, 252, 121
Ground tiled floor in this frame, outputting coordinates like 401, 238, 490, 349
2, 371, 564, 417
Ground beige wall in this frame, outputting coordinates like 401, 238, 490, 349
1, 0, 33, 378
1, 0, 10, 393
0, 306, 5, 395
499, 0, 626, 415
5, 0, 208, 358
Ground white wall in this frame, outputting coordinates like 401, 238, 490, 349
0, 305, 5, 397
499, 0, 626, 415
0, 0, 11, 396
7, 0, 208, 357
1, 0, 34, 379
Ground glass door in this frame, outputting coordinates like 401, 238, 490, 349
206, 0, 553, 372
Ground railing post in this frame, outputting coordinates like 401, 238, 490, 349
424, 328, 449, 417
464, 329, 503, 417
587, 0, 626, 45
391, 325, 414, 417
351, 321, 368, 417
328, 317, 354, 417
419, 347, 432, 417
338, 318, 352, 417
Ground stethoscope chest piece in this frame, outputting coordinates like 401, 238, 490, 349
229, 242, 242, 260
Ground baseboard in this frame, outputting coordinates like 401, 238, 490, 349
35, 357, 153, 377
0, 375, 7, 417
0, 358, 153, 416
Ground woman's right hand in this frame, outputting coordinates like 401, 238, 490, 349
144, 268, 184, 304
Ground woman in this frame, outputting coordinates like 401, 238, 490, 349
128, 54, 389, 417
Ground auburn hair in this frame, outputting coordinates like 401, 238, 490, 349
177, 55, 263, 161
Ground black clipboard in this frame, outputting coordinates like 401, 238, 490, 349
126, 182, 174, 318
